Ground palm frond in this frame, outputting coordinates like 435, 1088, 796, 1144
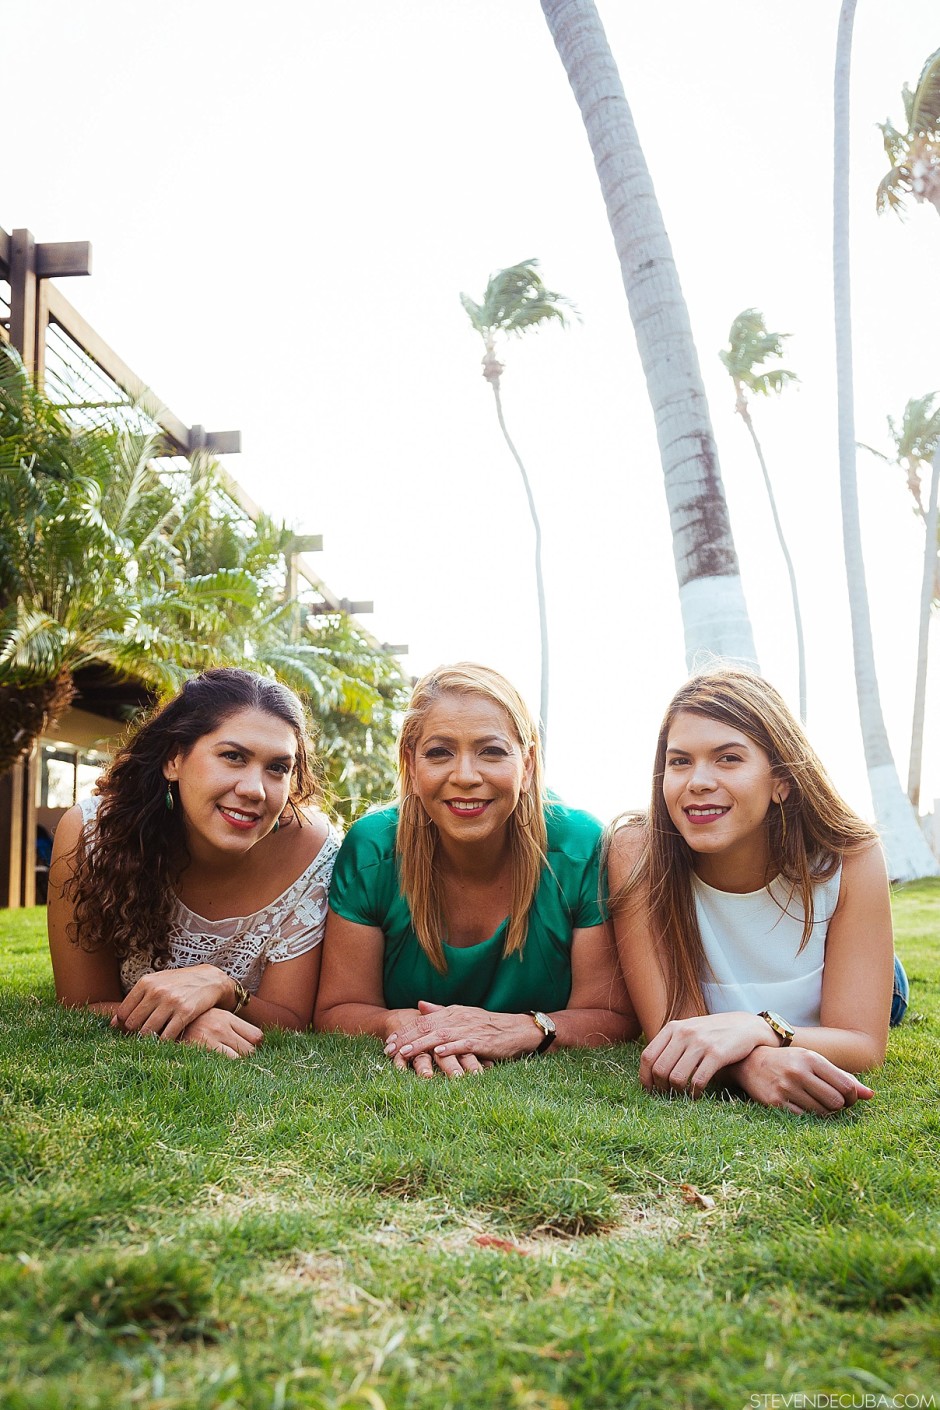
876, 167, 908, 216
461, 259, 576, 341
887, 393, 940, 465
0, 607, 70, 684
459, 292, 487, 335
908, 48, 940, 133
877, 50, 940, 216
166, 569, 268, 611
720, 309, 796, 395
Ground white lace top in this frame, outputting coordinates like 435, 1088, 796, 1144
79, 796, 340, 996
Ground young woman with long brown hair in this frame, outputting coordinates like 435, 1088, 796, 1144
607, 667, 907, 1116
48, 668, 338, 1057
316, 662, 635, 1076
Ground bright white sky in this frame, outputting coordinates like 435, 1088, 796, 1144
5, 1, 939, 827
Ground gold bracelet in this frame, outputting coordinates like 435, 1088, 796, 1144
231, 979, 251, 1015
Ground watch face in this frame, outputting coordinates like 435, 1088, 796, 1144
532, 1011, 556, 1036
760, 1010, 794, 1043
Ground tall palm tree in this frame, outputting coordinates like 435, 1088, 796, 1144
872, 394, 940, 813
877, 47, 940, 219
461, 259, 573, 751
539, 0, 757, 670
720, 310, 806, 720
833, 1, 938, 878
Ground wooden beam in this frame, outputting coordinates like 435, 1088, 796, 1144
36, 240, 92, 278
204, 430, 241, 455
308, 598, 374, 616
44, 281, 190, 443
0, 225, 11, 277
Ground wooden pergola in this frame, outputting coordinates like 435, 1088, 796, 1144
0, 224, 388, 907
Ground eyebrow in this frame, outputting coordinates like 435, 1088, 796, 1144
422, 733, 512, 746
216, 738, 295, 762
665, 739, 750, 754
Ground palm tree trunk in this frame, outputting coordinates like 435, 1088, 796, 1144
908, 447, 939, 813
489, 380, 550, 756
540, 0, 757, 670
833, 0, 938, 878
0, 670, 76, 777
739, 403, 808, 721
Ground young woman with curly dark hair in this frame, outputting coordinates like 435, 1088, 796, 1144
47, 668, 339, 1058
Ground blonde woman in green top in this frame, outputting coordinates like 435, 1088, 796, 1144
315, 663, 636, 1077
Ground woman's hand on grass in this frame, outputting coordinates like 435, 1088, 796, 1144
731, 1046, 873, 1115
384, 1000, 539, 1075
111, 964, 235, 1040
640, 1012, 780, 1096
180, 1009, 264, 1059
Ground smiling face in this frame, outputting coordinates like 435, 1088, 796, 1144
406, 691, 535, 852
162, 706, 297, 861
662, 710, 789, 888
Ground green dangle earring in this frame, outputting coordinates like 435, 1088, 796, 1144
165, 782, 174, 812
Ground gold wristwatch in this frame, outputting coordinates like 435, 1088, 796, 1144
758, 1010, 794, 1047
529, 1010, 557, 1054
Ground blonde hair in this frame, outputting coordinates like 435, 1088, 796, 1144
397, 662, 547, 972
607, 666, 877, 1021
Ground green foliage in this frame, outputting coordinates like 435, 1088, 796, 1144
0, 345, 407, 812
283, 614, 409, 824
883, 392, 940, 515
460, 259, 575, 345
0, 884, 938, 1407
877, 47, 940, 216
719, 308, 798, 401
868, 393, 940, 613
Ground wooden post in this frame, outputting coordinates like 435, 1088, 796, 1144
7, 230, 91, 378
0, 763, 26, 908
9, 229, 38, 372
19, 752, 38, 907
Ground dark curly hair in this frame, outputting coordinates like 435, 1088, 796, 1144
67, 668, 320, 969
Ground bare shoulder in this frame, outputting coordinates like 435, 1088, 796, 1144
50, 803, 86, 864
285, 807, 334, 865
838, 840, 889, 895
606, 816, 647, 884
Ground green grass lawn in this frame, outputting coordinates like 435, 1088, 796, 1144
1, 887, 938, 1410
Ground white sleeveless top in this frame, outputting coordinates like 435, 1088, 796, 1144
79, 795, 340, 996
693, 867, 843, 1027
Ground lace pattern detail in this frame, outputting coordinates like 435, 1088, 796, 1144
78, 797, 339, 995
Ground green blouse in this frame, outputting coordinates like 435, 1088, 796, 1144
327, 801, 604, 1012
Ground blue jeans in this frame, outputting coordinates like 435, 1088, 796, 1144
891, 955, 909, 1027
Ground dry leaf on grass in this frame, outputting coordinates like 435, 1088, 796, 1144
472, 1235, 531, 1255
679, 1183, 716, 1210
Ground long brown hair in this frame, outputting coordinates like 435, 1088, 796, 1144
607, 667, 877, 1020
396, 662, 546, 972
66, 668, 320, 968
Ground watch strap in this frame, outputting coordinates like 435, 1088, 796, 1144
758, 1009, 794, 1047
